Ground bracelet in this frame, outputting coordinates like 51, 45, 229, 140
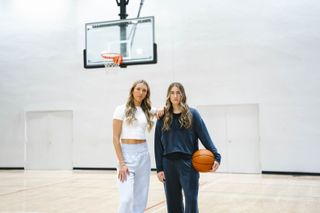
119, 161, 126, 167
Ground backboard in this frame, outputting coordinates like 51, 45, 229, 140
83, 16, 157, 68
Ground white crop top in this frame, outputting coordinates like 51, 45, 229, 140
113, 104, 156, 139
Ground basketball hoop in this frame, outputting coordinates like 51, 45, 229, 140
101, 52, 123, 70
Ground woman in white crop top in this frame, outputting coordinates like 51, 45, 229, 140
112, 80, 162, 213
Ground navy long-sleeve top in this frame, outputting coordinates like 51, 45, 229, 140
154, 107, 221, 172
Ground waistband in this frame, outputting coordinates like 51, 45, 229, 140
121, 142, 148, 153
164, 152, 192, 160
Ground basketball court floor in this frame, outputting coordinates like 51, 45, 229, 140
0, 170, 319, 213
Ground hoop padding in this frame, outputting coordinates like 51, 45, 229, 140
101, 53, 123, 67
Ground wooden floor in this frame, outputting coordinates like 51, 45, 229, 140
0, 170, 319, 213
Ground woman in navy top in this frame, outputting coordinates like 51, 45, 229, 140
154, 82, 221, 213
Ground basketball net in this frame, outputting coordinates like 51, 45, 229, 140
101, 52, 123, 72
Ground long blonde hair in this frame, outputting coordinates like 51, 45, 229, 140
162, 82, 192, 131
125, 80, 154, 131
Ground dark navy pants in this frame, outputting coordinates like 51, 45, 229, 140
163, 157, 199, 213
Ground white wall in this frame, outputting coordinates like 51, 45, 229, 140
0, 0, 319, 172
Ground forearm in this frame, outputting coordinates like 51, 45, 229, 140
207, 145, 221, 164
155, 150, 163, 172
113, 136, 125, 166
198, 131, 221, 163
154, 121, 164, 172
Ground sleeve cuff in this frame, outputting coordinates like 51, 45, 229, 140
156, 168, 163, 173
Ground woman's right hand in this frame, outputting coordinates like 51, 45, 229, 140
118, 165, 130, 182
157, 171, 166, 183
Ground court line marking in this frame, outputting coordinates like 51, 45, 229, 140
0, 180, 71, 196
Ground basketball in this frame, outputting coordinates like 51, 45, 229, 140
192, 149, 215, 172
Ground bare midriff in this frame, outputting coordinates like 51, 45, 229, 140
121, 139, 146, 144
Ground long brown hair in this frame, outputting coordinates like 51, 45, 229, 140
125, 80, 154, 131
162, 82, 192, 131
